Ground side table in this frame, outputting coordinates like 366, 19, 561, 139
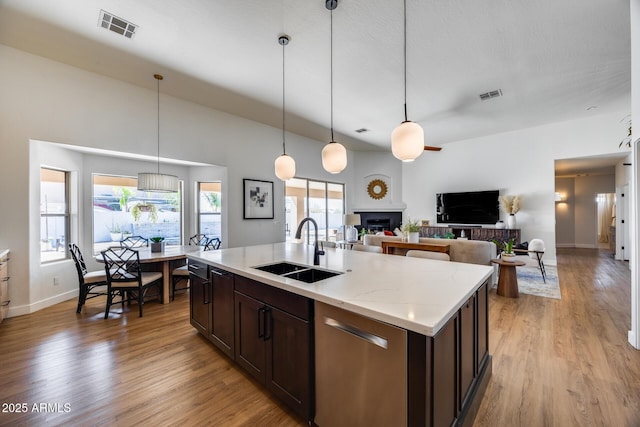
491, 258, 526, 298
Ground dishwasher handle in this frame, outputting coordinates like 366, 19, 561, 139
324, 317, 388, 349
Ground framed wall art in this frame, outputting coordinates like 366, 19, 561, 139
243, 178, 274, 219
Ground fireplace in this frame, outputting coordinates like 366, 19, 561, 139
354, 211, 403, 233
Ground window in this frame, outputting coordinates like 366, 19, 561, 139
40, 168, 69, 263
92, 174, 182, 254
285, 178, 345, 242
197, 182, 222, 239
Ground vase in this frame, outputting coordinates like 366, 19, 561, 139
502, 252, 516, 262
495, 220, 505, 229
507, 214, 517, 229
150, 242, 165, 252
407, 232, 419, 243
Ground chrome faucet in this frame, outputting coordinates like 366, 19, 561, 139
294, 217, 325, 265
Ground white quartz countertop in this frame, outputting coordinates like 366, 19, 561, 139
188, 242, 493, 336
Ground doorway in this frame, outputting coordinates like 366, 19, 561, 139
596, 192, 615, 251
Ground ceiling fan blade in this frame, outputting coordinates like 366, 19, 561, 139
424, 146, 442, 151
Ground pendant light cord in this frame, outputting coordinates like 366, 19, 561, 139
156, 75, 161, 174
282, 39, 287, 154
330, 8, 334, 142
403, 0, 408, 122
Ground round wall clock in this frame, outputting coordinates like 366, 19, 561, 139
367, 179, 388, 200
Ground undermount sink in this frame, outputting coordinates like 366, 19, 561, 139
252, 262, 343, 283
253, 262, 307, 275
282, 268, 342, 283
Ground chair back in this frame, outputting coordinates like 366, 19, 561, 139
406, 250, 451, 261
69, 243, 88, 277
189, 234, 208, 246
204, 237, 221, 251
352, 245, 383, 254
120, 235, 149, 248
101, 247, 142, 284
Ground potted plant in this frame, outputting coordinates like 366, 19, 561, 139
106, 222, 122, 242
500, 238, 516, 262
131, 202, 158, 223
402, 217, 421, 243
498, 195, 521, 229
150, 236, 165, 252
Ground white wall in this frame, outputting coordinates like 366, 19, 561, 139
555, 178, 575, 246
402, 112, 630, 265
351, 151, 405, 212
0, 45, 355, 316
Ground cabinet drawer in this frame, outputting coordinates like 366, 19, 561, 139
0, 263, 7, 281
0, 281, 7, 302
235, 275, 311, 321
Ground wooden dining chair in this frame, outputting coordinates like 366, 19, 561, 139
120, 235, 149, 248
101, 247, 163, 318
69, 243, 108, 313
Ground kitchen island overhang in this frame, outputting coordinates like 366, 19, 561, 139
188, 242, 493, 337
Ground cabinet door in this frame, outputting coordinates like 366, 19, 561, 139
234, 291, 266, 383
266, 306, 311, 420
210, 268, 235, 359
189, 274, 210, 335
459, 294, 476, 409
477, 281, 489, 371
432, 313, 458, 427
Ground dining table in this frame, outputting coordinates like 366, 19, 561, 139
97, 245, 201, 304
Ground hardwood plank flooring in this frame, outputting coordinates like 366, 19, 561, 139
0, 248, 638, 426
475, 248, 640, 427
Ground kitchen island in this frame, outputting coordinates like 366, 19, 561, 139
188, 242, 493, 426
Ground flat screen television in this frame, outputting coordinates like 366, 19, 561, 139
436, 190, 499, 225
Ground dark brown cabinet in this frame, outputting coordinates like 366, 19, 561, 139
459, 293, 476, 409
234, 275, 313, 421
210, 267, 235, 358
409, 278, 491, 426
189, 259, 210, 336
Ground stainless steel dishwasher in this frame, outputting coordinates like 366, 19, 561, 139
314, 302, 407, 426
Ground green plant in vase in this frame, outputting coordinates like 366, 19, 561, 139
402, 217, 421, 243
150, 236, 165, 252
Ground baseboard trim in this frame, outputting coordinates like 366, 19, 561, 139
7, 289, 78, 318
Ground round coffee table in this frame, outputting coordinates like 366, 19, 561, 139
491, 258, 526, 298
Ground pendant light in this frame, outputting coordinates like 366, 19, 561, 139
274, 35, 296, 181
138, 74, 179, 193
321, 0, 347, 174
391, 0, 424, 162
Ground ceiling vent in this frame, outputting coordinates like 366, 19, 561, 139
355, 128, 369, 133
479, 89, 502, 101
99, 10, 137, 39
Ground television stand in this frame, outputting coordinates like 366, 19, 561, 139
420, 225, 520, 243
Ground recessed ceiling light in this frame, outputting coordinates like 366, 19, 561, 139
586, 106, 598, 110
355, 128, 369, 133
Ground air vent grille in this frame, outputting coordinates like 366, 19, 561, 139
99, 10, 137, 39
479, 89, 502, 101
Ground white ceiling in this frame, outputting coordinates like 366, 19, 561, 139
0, 0, 631, 153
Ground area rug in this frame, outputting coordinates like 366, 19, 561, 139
515, 265, 561, 299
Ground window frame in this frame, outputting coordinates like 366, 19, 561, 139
40, 167, 70, 264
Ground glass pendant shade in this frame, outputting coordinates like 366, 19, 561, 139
322, 141, 347, 174
391, 120, 424, 162
274, 153, 296, 181
137, 172, 179, 192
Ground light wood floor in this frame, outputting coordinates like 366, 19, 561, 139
0, 248, 638, 426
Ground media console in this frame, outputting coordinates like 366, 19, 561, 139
420, 225, 520, 244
